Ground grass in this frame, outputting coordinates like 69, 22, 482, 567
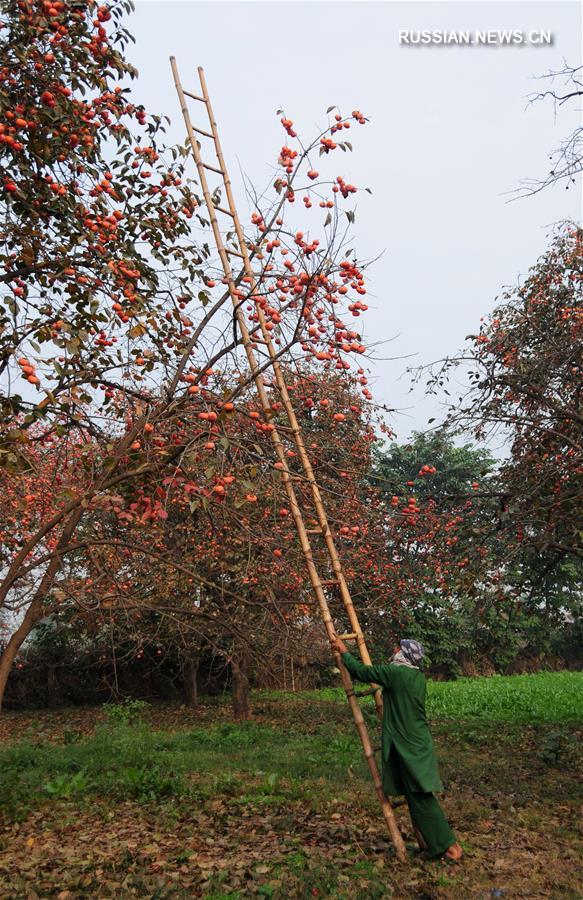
426, 670, 583, 723
0, 714, 376, 821
256, 669, 583, 723
0, 672, 581, 898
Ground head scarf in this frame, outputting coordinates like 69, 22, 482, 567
398, 638, 425, 668
391, 650, 417, 669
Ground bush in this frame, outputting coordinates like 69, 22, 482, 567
103, 698, 149, 727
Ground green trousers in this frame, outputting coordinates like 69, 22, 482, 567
389, 747, 456, 858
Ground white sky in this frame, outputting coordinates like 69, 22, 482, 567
127, 1, 582, 439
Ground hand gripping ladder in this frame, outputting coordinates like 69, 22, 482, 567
170, 59, 407, 863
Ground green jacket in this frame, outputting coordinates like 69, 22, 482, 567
342, 651, 443, 796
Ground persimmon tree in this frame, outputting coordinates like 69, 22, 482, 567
376, 469, 494, 634
413, 227, 582, 661
371, 432, 510, 670
431, 227, 582, 565
0, 0, 207, 419
0, 0, 212, 705
0, 1, 381, 710
35, 369, 407, 716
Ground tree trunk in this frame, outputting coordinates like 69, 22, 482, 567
231, 649, 251, 719
0, 593, 44, 711
183, 655, 199, 707
47, 664, 61, 709
0, 509, 82, 713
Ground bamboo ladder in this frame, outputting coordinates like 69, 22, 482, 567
170, 59, 408, 863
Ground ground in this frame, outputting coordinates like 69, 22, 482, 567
0, 673, 581, 899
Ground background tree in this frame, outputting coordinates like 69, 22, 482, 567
413, 226, 582, 669
371, 430, 495, 505
520, 64, 583, 196
435, 226, 582, 565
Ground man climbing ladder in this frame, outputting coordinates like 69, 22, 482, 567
330, 635, 463, 862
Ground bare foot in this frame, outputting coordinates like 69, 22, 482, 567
443, 842, 463, 862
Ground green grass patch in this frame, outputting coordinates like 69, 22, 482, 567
0, 711, 366, 822
426, 670, 583, 723
257, 670, 583, 724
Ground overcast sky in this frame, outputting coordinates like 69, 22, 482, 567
127, 1, 582, 440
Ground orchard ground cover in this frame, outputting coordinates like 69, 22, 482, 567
0, 672, 581, 899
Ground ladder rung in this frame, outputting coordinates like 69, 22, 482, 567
320, 579, 339, 586
225, 248, 244, 258
184, 90, 207, 103
213, 205, 234, 217
338, 632, 358, 640
192, 125, 214, 139
203, 162, 225, 175
305, 528, 322, 534
346, 686, 380, 699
